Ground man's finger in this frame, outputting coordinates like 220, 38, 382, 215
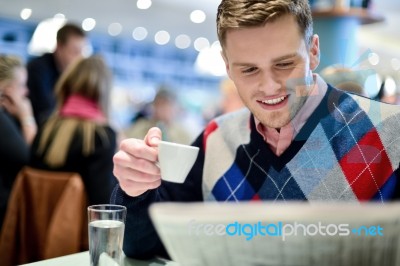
144, 127, 162, 147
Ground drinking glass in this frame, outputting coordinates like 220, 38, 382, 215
88, 204, 127, 266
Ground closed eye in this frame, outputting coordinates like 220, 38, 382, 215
241, 66, 258, 74
276, 62, 294, 69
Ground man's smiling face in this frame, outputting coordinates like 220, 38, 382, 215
222, 14, 320, 129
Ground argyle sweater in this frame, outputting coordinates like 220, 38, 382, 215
112, 86, 400, 259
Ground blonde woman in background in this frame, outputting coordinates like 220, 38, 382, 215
30, 55, 117, 205
0, 55, 35, 230
0, 55, 37, 144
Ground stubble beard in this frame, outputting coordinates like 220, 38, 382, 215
255, 108, 292, 129
253, 95, 307, 129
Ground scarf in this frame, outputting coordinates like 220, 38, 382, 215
60, 94, 106, 123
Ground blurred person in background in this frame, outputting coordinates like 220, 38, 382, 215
30, 55, 117, 205
202, 78, 246, 122
219, 77, 245, 114
27, 23, 87, 126
320, 65, 366, 96
0, 55, 36, 230
0, 55, 37, 144
124, 87, 193, 145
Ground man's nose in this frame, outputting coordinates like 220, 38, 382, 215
258, 71, 281, 93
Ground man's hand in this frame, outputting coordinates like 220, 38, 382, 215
113, 127, 163, 197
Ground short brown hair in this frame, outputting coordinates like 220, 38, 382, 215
57, 23, 86, 45
217, 0, 313, 48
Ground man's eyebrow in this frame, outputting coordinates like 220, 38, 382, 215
231, 62, 254, 67
231, 53, 299, 67
272, 53, 298, 63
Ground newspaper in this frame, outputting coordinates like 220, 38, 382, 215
149, 202, 400, 266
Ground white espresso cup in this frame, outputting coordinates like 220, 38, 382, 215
158, 141, 199, 183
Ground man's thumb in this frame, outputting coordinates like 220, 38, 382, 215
145, 127, 162, 147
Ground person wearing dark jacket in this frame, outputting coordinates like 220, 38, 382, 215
0, 55, 36, 230
27, 23, 86, 126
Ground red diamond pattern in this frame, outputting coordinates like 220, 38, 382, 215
339, 129, 393, 200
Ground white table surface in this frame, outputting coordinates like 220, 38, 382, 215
20, 251, 179, 266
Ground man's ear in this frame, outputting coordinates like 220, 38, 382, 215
309, 34, 320, 71
221, 50, 232, 79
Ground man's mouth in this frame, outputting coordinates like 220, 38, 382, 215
258, 95, 288, 105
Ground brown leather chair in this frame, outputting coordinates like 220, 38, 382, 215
0, 166, 88, 265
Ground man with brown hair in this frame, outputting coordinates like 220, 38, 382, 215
112, 0, 400, 259
27, 23, 87, 125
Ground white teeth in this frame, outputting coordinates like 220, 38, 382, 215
262, 96, 285, 105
